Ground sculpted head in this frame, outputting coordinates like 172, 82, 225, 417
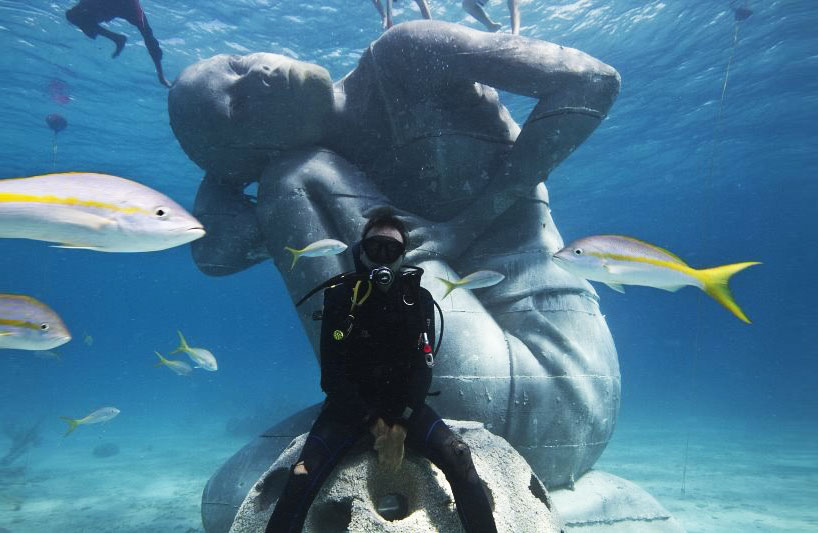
169, 53, 333, 178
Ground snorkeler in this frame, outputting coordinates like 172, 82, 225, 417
265, 214, 498, 533
65, 0, 171, 88
462, 0, 519, 34
371, 0, 432, 29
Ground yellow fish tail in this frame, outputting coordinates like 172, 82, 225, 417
60, 416, 80, 437
284, 246, 301, 271
172, 330, 189, 355
696, 262, 761, 324
154, 350, 169, 367
436, 277, 458, 299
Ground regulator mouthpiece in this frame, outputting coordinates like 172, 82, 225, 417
370, 266, 394, 286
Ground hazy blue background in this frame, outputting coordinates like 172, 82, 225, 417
0, 0, 816, 523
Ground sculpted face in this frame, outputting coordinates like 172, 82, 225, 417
169, 53, 333, 178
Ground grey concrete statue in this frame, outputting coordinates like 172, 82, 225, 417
169, 20, 673, 532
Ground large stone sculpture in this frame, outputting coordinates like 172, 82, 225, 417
169, 21, 677, 532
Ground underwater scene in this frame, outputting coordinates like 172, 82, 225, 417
1, 1, 816, 532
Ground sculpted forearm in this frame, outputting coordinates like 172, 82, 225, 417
377, 21, 619, 104
191, 174, 267, 276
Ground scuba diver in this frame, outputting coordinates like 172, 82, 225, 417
266, 213, 497, 533
65, 0, 171, 88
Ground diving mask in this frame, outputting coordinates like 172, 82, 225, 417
362, 236, 405, 264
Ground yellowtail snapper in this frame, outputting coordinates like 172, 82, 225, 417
436, 270, 506, 299
0, 172, 205, 252
0, 294, 71, 350
552, 235, 760, 323
154, 351, 193, 376
172, 330, 217, 371
60, 407, 120, 436
284, 239, 348, 270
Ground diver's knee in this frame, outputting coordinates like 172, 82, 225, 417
441, 436, 478, 481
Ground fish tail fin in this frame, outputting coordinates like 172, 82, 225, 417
284, 246, 300, 271
697, 262, 761, 324
60, 416, 80, 437
172, 330, 189, 354
436, 277, 458, 299
154, 351, 168, 367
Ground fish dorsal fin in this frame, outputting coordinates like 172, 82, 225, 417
604, 282, 626, 294
0, 294, 39, 305
602, 235, 689, 266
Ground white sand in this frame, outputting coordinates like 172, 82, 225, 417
1, 418, 816, 532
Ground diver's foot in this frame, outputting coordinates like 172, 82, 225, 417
487, 22, 502, 32
112, 35, 126, 58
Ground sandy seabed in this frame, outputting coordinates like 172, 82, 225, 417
1, 418, 816, 532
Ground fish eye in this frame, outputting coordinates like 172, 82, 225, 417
40, 323, 50, 331
574, 248, 583, 255
154, 207, 168, 219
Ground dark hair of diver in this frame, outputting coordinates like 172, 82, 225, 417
361, 210, 409, 249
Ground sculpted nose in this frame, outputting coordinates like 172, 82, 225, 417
252, 64, 288, 91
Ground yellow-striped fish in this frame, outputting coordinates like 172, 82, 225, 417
284, 239, 347, 270
154, 351, 193, 376
552, 235, 760, 323
171, 330, 217, 371
0, 173, 205, 252
60, 407, 120, 437
0, 294, 71, 350
436, 270, 506, 299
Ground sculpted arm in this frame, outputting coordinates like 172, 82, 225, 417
190, 175, 268, 277
373, 21, 620, 260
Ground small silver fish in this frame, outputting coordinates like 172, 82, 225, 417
0, 294, 71, 350
60, 406, 120, 436
436, 270, 506, 299
171, 330, 217, 371
552, 235, 760, 323
33, 350, 62, 362
154, 351, 193, 376
284, 239, 347, 270
0, 173, 205, 252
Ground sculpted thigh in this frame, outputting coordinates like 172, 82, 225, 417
451, 183, 620, 488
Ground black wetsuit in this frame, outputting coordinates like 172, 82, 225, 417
65, 0, 169, 87
266, 267, 498, 533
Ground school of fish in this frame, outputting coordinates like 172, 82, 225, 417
2, 170, 761, 439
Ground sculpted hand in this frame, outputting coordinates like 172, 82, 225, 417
363, 206, 474, 263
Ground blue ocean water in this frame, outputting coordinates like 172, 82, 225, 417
0, 1, 816, 531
